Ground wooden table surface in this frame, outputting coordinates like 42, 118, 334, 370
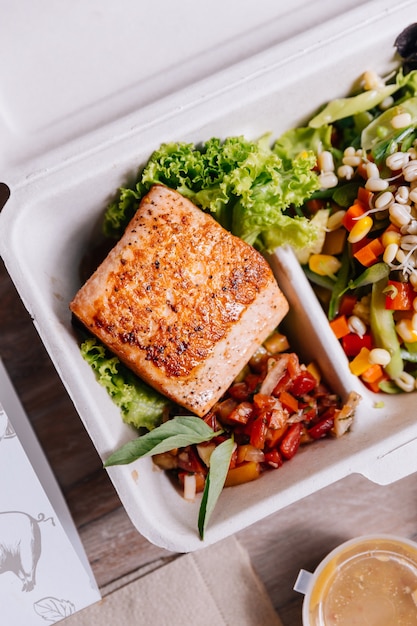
1, 255, 417, 625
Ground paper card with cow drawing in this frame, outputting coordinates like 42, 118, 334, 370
0, 359, 101, 625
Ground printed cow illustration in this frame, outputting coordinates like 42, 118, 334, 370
0, 511, 54, 592
0, 406, 14, 442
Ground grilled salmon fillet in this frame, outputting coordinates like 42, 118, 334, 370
70, 185, 289, 416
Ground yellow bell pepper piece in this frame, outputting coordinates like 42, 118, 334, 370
224, 462, 261, 487
349, 347, 372, 376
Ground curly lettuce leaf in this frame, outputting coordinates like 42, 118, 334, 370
103, 187, 142, 239
273, 125, 333, 160
80, 338, 170, 431
102, 135, 321, 251
261, 209, 328, 259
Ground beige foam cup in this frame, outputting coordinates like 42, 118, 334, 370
294, 534, 417, 626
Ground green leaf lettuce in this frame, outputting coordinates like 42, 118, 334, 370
102, 135, 321, 252
80, 338, 170, 431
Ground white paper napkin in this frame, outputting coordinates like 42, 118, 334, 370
63, 536, 283, 626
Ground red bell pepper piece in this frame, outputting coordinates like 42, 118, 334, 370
341, 332, 373, 357
385, 280, 415, 311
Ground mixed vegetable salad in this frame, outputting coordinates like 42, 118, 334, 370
78, 25, 417, 538
293, 23, 417, 395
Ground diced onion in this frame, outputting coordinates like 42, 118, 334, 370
183, 474, 197, 502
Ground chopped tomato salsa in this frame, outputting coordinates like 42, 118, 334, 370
153, 332, 360, 497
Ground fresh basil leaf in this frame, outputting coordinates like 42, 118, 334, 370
331, 181, 361, 208
198, 437, 235, 540
104, 416, 221, 466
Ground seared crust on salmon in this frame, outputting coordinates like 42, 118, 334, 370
70, 185, 289, 416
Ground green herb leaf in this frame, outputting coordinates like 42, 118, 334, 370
198, 438, 235, 540
104, 416, 221, 466
331, 181, 361, 208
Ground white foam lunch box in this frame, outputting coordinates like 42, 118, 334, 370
1, 0, 417, 552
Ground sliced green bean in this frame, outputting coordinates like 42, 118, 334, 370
347, 262, 390, 291
302, 266, 336, 290
328, 246, 351, 320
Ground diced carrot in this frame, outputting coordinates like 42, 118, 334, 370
357, 186, 374, 208
224, 461, 261, 487
353, 237, 385, 266
364, 372, 389, 393
342, 202, 366, 231
384, 223, 401, 234
361, 363, 384, 383
356, 162, 370, 179
279, 390, 299, 414
329, 314, 351, 339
